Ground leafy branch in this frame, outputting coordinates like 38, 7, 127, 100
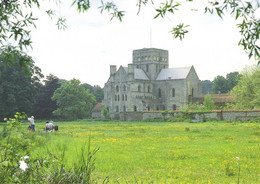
99, 0, 125, 21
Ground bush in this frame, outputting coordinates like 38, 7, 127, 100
0, 113, 98, 183
168, 114, 191, 122
181, 102, 206, 112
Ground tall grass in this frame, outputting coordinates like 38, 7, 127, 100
25, 120, 260, 183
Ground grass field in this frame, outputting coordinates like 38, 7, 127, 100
15, 120, 260, 183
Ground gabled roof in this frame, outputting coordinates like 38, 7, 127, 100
122, 67, 149, 80
156, 66, 192, 80
134, 68, 149, 80
123, 67, 128, 73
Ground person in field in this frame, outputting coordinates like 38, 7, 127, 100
45, 120, 54, 132
28, 116, 35, 131
48, 120, 54, 131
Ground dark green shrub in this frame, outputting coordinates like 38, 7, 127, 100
168, 114, 191, 122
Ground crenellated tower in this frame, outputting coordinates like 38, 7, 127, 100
132, 48, 169, 80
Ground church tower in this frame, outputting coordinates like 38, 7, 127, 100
132, 48, 169, 80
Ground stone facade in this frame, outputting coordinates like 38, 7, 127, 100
102, 48, 202, 119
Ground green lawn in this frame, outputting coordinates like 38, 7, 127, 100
27, 121, 260, 183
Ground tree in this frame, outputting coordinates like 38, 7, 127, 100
212, 76, 228, 94
226, 72, 242, 91
201, 80, 213, 94
83, 84, 104, 105
203, 94, 216, 110
211, 72, 242, 94
231, 65, 260, 109
52, 79, 96, 120
101, 106, 109, 118
0, 55, 43, 120
33, 74, 62, 119
0, 0, 259, 68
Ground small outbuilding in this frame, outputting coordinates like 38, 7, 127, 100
92, 103, 102, 118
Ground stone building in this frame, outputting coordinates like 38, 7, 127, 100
102, 48, 202, 120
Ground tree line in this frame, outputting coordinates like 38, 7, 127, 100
201, 72, 242, 94
0, 55, 104, 121
200, 67, 259, 110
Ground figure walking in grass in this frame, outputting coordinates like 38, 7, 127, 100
28, 116, 35, 131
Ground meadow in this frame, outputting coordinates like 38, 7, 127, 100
19, 120, 259, 184
1, 119, 259, 183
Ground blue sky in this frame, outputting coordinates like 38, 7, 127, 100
29, 0, 257, 87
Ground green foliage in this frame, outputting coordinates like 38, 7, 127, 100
211, 72, 242, 94
203, 94, 216, 110
0, 55, 43, 121
168, 114, 192, 122
0, 113, 98, 183
181, 102, 206, 112
33, 74, 62, 119
154, 1, 180, 18
101, 106, 109, 118
201, 80, 213, 94
231, 65, 260, 109
99, 1, 125, 21
226, 72, 242, 91
52, 79, 96, 120
212, 75, 228, 94
203, 72, 242, 94
83, 83, 104, 104
170, 23, 190, 40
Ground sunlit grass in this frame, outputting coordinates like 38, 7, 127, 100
26, 121, 259, 183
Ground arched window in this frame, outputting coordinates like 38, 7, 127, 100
134, 106, 137, 112
147, 106, 150, 111
147, 86, 150, 93
118, 94, 120, 101
115, 95, 117, 101
116, 106, 119, 112
146, 64, 149, 72
122, 94, 124, 101
125, 95, 127, 101
172, 88, 175, 97
173, 104, 177, 110
116, 85, 119, 92
138, 85, 141, 92
158, 88, 162, 98
123, 106, 126, 112
123, 85, 126, 91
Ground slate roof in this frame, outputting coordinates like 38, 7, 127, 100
156, 66, 192, 80
123, 67, 128, 73
134, 68, 149, 80
123, 67, 149, 80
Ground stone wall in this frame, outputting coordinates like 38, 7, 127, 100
119, 112, 143, 121
92, 110, 260, 121
142, 110, 260, 121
